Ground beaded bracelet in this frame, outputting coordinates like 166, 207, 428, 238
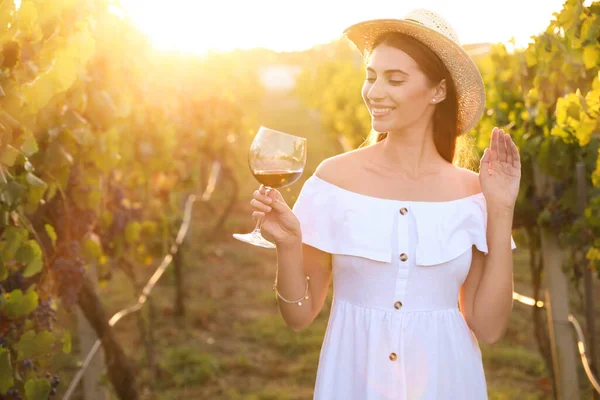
272, 276, 310, 306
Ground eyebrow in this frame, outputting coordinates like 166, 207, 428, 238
366, 67, 409, 75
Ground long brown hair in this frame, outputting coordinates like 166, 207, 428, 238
358, 32, 476, 169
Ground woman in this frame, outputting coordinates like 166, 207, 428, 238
250, 9, 520, 400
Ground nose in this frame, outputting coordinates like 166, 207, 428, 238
366, 79, 386, 103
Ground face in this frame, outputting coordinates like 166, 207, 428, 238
362, 44, 442, 134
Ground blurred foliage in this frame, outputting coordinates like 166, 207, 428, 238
0, 0, 263, 397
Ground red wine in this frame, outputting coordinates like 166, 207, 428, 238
252, 169, 303, 188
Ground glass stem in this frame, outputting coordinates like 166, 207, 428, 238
253, 185, 271, 234
253, 213, 265, 234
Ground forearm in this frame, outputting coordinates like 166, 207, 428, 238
472, 207, 515, 343
274, 238, 313, 331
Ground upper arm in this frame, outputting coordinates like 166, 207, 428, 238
299, 157, 343, 322
458, 167, 485, 329
459, 247, 485, 330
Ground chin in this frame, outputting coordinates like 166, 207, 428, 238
371, 120, 395, 133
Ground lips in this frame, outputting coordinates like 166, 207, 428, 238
370, 106, 395, 117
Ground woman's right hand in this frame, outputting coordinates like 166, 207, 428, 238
251, 184, 302, 246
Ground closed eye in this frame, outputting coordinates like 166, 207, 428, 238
365, 77, 404, 85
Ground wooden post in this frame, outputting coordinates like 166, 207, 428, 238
533, 165, 580, 400
576, 162, 599, 400
174, 245, 185, 317
76, 263, 109, 400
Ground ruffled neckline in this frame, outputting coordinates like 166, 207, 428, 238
310, 174, 484, 205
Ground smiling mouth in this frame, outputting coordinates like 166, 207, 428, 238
371, 107, 395, 117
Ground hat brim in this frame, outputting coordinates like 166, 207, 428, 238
343, 19, 485, 135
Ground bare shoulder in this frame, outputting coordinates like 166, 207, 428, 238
314, 147, 373, 186
453, 166, 482, 195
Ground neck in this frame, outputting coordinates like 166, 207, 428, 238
371, 120, 448, 180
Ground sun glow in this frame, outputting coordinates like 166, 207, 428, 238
118, 0, 337, 54
118, 0, 573, 55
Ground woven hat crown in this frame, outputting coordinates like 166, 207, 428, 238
402, 9, 460, 45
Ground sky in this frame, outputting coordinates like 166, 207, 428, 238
117, 0, 579, 54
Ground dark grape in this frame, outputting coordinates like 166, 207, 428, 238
32, 298, 57, 332
1, 388, 22, 400
19, 359, 33, 370
4, 272, 25, 292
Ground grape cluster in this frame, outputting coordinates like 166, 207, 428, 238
32, 298, 57, 332
0, 388, 22, 400
4, 272, 26, 293
47, 373, 60, 397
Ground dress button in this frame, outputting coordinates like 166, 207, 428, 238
389, 352, 397, 361
399, 253, 408, 262
394, 301, 403, 309
399, 207, 408, 215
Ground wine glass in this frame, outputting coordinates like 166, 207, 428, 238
233, 126, 307, 248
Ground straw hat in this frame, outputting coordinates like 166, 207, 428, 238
343, 9, 485, 135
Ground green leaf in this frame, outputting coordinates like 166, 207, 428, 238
583, 45, 600, 69
0, 347, 13, 393
0, 258, 6, 281
19, 132, 38, 157
576, 113, 596, 146
2, 226, 28, 260
25, 173, 46, 188
525, 48, 538, 67
23, 257, 42, 278
25, 378, 51, 400
83, 234, 102, 261
15, 331, 54, 360
15, 239, 41, 263
581, 14, 600, 43
125, 221, 141, 244
2, 181, 27, 207
0, 145, 20, 166
16, 240, 43, 278
61, 332, 71, 354
1, 286, 38, 319
44, 224, 56, 249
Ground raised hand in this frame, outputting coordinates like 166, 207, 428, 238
479, 127, 521, 211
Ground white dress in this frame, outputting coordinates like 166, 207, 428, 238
291, 174, 517, 400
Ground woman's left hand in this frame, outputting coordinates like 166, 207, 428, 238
479, 127, 521, 211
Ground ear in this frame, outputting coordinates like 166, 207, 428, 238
431, 79, 447, 104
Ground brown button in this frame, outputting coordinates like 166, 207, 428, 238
400, 253, 408, 262
389, 352, 397, 361
394, 301, 403, 309
399, 207, 408, 215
